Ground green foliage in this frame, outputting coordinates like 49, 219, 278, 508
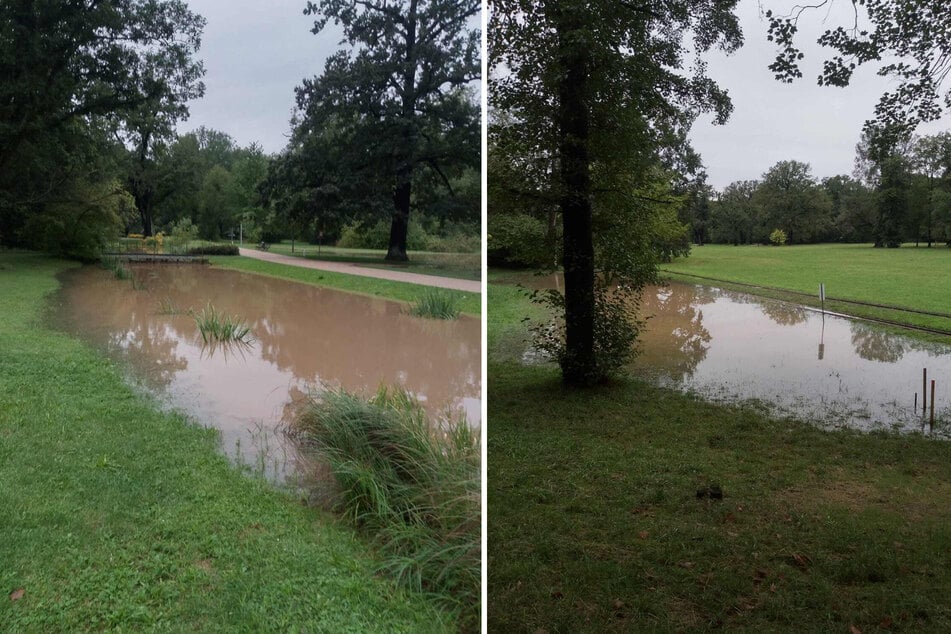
487, 213, 552, 268
755, 161, 832, 244
191, 303, 253, 345
290, 0, 480, 260
767, 1, 951, 136
198, 165, 238, 240
0, 253, 450, 632
293, 387, 480, 629
336, 215, 479, 253
187, 244, 238, 256
410, 290, 462, 320
21, 178, 130, 261
769, 228, 788, 246
531, 284, 644, 383
0, 1, 205, 245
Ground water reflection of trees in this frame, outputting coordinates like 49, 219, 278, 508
850, 322, 906, 363
759, 301, 808, 326
58, 267, 189, 388
61, 265, 480, 415
637, 284, 713, 381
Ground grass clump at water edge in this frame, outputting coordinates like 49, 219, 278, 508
192, 302, 254, 345
292, 387, 480, 631
411, 289, 462, 319
99, 254, 131, 280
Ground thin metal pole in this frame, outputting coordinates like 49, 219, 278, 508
930, 380, 936, 428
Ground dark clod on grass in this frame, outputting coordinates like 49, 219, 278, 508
696, 483, 724, 499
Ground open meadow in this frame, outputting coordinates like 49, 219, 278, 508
661, 244, 951, 336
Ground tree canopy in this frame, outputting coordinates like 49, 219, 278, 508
290, 0, 481, 261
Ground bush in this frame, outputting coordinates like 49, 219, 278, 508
531, 284, 644, 385
187, 244, 239, 256
336, 215, 479, 253
487, 213, 553, 268
292, 387, 479, 629
769, 228, 788, 246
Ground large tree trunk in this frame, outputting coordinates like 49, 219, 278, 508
386, 175, 411, 261
555, 8, 596, 387
385, 0, 418, 263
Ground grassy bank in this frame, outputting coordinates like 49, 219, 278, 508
661, 244, 951, 336
209, 255, 480, 317
488, 277, 951, 632
253, 242, 481, 281
0, 251, 452, 632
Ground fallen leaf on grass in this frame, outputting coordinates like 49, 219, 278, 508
612, 599, 625, 610
9, 588, 24, 602
849, 625, 862, 634
638, 530, 649, 540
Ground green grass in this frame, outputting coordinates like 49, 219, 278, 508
191, 303, 254, 345
0, 251, 453, 632
258, 242, 481, 281
488, 276, 951, 632
661, 243, 951, 335
293, 387, 480, 631
411, 289, 463, 320
210, 255, 481, 317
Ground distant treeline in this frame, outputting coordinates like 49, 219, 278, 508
682, 131, 951, 248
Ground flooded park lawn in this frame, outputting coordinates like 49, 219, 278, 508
52, 264, 481, 485
502, 275, 951, 436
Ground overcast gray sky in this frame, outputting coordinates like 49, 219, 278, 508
690, 0, 951, 189
181, 1, 951, 184
176, 0, 343, 154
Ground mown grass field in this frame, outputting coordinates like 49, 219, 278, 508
210, 254, 480, 317
0, 251, 454, 632
488, 278, 951, 633
256, 241, 481, 281
661, 243, 951, 335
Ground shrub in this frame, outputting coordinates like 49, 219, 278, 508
292, 387, 479, 630
187, 244, 239, 256
531, 284, 643, 385
410, 289, 462, 319
769, 228, 788, 246
487, 213, 553, 268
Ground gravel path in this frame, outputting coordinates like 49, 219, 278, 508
238, 248, 482, 293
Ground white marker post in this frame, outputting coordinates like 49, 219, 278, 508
819, 283, 826, 314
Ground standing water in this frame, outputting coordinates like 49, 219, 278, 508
52, 264, 481, 485
508, 276, 951, 436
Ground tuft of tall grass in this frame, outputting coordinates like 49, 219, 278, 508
100, 255, 131, 280
155, 297, 183, 315
410, 289, 461, 320
192, 303, 254, 345
292, 387, 480, 630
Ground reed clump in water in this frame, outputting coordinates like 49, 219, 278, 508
293, 387, 479, 630
192, 303, 253, 345
100, 255, 131, 280
410, 289, 461, 320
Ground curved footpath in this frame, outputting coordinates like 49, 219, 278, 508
238, 247, 481, 293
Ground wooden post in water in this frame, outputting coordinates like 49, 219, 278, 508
923, 368, 928, 416
915, 392, 918, 411
930, 380, 936, 429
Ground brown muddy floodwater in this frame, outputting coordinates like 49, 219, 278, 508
505, 276, 951, 436
52, 264, 481, 486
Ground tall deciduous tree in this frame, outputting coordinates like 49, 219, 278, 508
490, 0, 742, 386
297, 0, 480, 261
0, 0, 206, 243
755, 161, 832, 244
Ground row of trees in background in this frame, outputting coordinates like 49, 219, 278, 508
682, 132, 951, 248
0, 1, 480, 261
